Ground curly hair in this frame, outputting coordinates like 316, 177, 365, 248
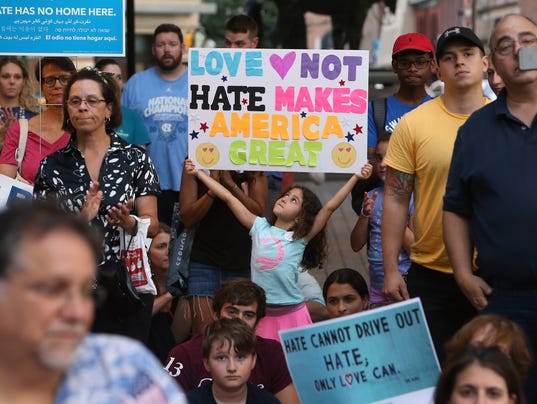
62, 67, 122, 134
0, 57, 39, 115
268, 185, 327, 269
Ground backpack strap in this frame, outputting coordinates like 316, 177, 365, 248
371, 97, 387, 138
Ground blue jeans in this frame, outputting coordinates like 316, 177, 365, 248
407, 263, 476, 364
186, 261, 250, 298
484, 288, 537, 402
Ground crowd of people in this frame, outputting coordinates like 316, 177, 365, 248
0, 10, 536, 404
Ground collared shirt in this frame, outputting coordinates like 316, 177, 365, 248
34, 132, 160, 263
444, 90, 537, 281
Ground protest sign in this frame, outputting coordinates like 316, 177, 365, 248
280, 298, 440, 403
188, 48, 369, 173
0, 174, 32, 209
0, 0, 124, 56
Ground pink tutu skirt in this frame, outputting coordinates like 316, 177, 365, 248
255, 302, 312, 342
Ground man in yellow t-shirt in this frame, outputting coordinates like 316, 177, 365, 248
381, 26, 488, 363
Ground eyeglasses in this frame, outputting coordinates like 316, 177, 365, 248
42, 75, 70, 87
68, 97, 106, 108
14, 278, 98, 306
155, 42, 180, 50
493, 33, 537, 56
394, 58, 432, 70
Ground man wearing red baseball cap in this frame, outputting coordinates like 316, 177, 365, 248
351, 32, 435, 214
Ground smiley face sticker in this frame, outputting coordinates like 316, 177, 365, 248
331, 143, 356, 168
196, 143, 220, 168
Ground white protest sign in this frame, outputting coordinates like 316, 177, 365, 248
188, 48, 369, 173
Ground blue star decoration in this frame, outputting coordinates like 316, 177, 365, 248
345, 132, 355, 142
300, 111, 307, 118
221, 75, 228, 82
189, 130, 199, 139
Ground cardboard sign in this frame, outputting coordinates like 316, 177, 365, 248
0, 0, 125, 56
280, 299, 440, 403
188, 48, 369, 173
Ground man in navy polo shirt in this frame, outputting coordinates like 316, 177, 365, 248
443, 14, 537, 402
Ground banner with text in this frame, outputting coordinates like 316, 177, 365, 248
280, 299, 440, 403
188, 48, 369, 173
0, 0, 124, 56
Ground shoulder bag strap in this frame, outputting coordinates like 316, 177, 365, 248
15, 118, 29, 172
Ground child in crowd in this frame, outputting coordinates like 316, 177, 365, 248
186, 318, 280, 404
350, 132, 414, 307
185, 159, 372, 341
322, 268, 369, 318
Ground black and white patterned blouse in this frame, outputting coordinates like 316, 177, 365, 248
34, 132, 160, 264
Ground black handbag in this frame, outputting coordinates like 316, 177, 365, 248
97, 236, 144, 315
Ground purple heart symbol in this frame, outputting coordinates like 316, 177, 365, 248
270, 52, 296, 79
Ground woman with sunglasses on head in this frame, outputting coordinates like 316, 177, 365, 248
0, 57, 76, 184
0, 57, 39, 149
33, 67, 160, 343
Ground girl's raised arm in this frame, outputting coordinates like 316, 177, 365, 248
184, 159, 257, 229
305, 163, 372, 243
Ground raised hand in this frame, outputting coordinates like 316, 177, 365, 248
184, 158, 199, 176
356, 162, 373, 180
80, 181, 103, 222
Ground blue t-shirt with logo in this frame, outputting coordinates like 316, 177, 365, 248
367, 94, 431, 147
122, 67, 188, 191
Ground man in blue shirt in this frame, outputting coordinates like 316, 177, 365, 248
123, 24, 188, 226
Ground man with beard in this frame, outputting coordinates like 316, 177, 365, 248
0, 202, 186, 403
123, 24, 188, 225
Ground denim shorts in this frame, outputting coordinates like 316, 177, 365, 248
187, 261, 250, 298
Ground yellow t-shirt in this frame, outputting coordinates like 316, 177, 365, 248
384, 97, 487, 273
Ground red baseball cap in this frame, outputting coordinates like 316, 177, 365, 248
392, 33, 435, 56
